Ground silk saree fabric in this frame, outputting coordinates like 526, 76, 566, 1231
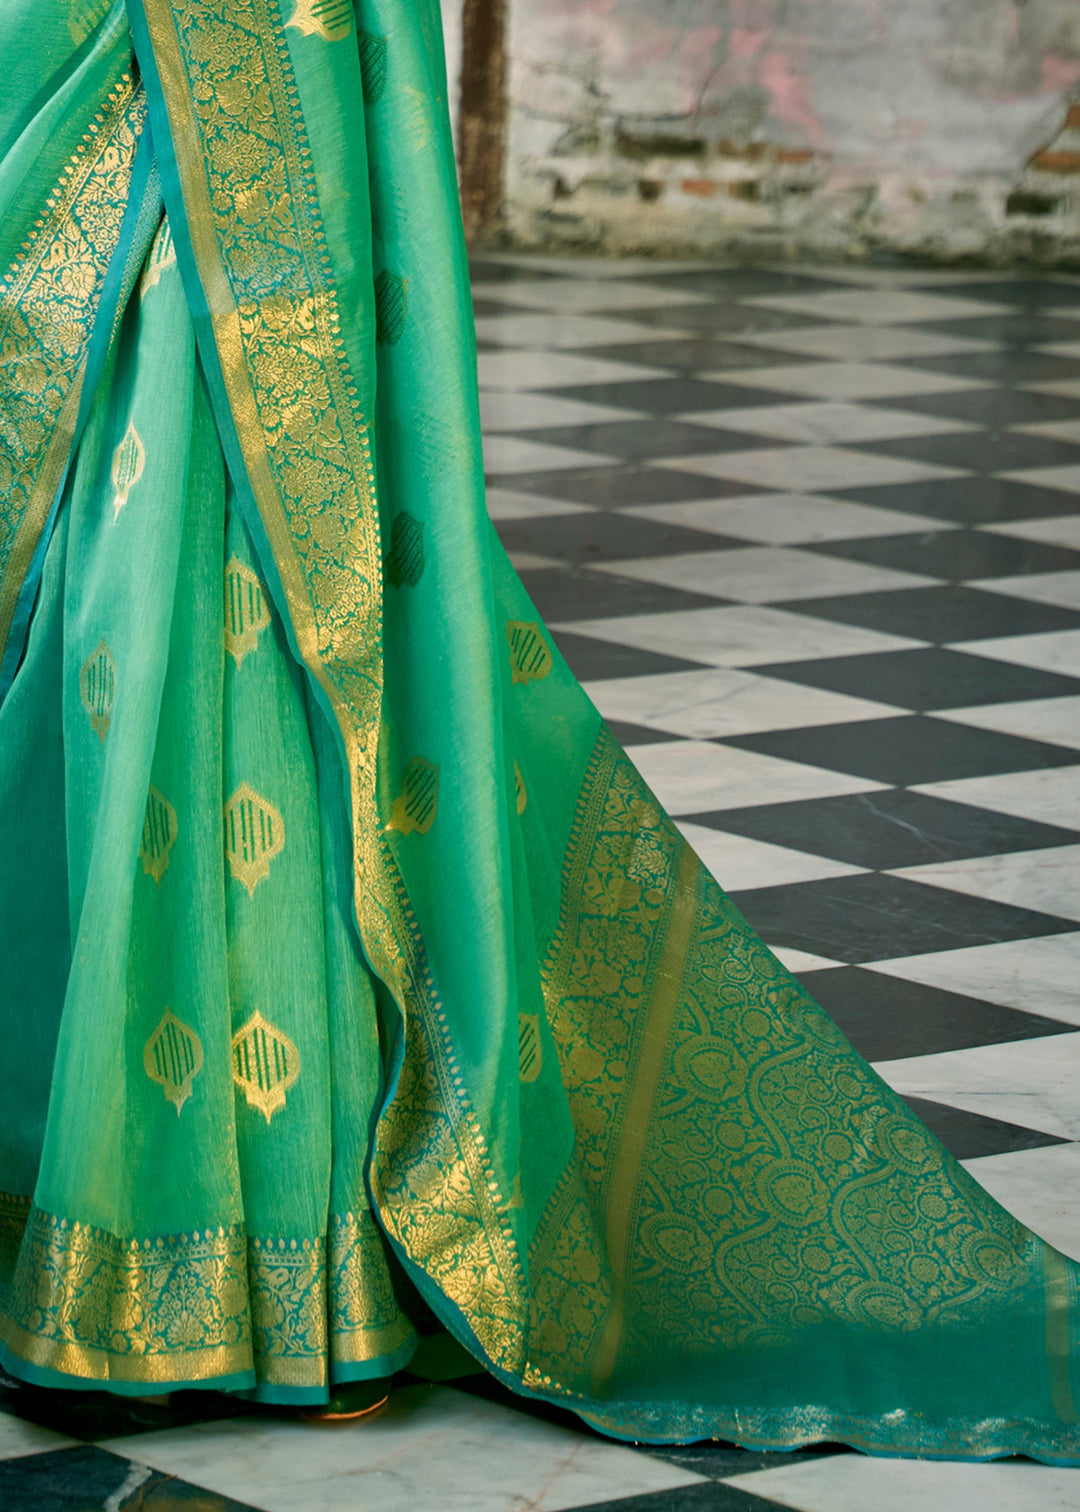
2, 0, 1080, 1464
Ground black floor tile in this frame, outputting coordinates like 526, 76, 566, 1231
613, 302, 833, 336
557, 1483, 794, 1512
850, 428, 1080, 472
908, 312, 1080, 347
517, 564, 727, 621
892, 350, 1080, 384
641, 1441, 845, 1483
469, 259, 565, 283
876, 387, 1080, 427
728, 871, 1075, 963
604, 719, 683, 746
689, 788, 1080, 869
544, 377, 790, 415
832, 475, 1080, 524
508, 418, 780, 461
806, 966, 1073, 1061
724, 715, 1080, 786
472, 296, 532, 318
644, 268, 845, 298
756, 646, 1080, 710
905, 277, 1080, 309
899, 1095, 1069, 1161
0, 1372, 241, 1442
497, 510, 737, 565
805, 527, 1080, 581
492, 464, 754, 508
552, 630, 707, 681
793, 583, 1080, 643
0, 1445, 259, 1512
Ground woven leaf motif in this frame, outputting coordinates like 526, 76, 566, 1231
140, 785, 178, 885
506, 621, 553, 685
144, 1008, 204, 1114
514, 761, 528, 815
286, 0, 353, 41
111, 422, 144, 519
387, 757, 439, 836
140, 217, 176, 297
519, 1014, 542, 1083
385, 512, 425, 588
359, 31, 389, 102
224, 783, 284, 896
225, 555, 272, 667
375, 270, 408, 346
80, 639, 116, 740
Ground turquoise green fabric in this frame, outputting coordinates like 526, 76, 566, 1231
2, 0, 1080, 1462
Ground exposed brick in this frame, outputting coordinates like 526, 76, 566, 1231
681, 178, 720, 198
1066, 103, 1080, 131
777, 148, 815, 165
718, 139, 768, 162
1031, 149, 1080, 174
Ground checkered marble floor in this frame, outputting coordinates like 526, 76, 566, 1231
6, 255, 1080, 1509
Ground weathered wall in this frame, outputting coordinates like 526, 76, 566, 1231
496, 0, 1080, 262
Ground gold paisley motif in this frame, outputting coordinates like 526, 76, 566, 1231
232, 1010, 300, 1123
223, 783, 284, 896
79, 638, 116, 740
110, 422, 145, 519
139, 784, 178, 884
144, 1008, 204, 1114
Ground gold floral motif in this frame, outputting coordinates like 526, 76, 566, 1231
0, 76, 145, 668
140, 784, 179, 884
285, 0, 353, 41
144, 1008, 204, 1114
223, 783, 284, 895
224, 555, 272, 667
506, 621, 553, 685
232, 1010, 300, 1123
387, 758, 438, 836
140, 216, 177, 298
79, 638, 116, 740
111, 421, 145, 519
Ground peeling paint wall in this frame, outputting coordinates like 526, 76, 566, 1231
498, 0, 1080, 262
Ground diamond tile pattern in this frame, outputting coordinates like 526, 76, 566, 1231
6, 254, 1080, 1509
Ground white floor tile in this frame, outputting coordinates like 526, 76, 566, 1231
741, 289, 1013, 325
471, 278, 710, 313
626, 493, 953, 544
677, 822, 865, 889
872, 1031, 1080, 1142
867, 933, 1080, 1026
585, 666, 902, 739
686, 400, 974, 445
971, 569, 1080, 611
659, 446, 966, 492
474, 311, 685, 350
768, 945, 847, 973
486, 253, 724, 277
598, 546, 938, 603
715, 362, 991, 401
1000, 464, 1080, 497
103, 1384, 704, 1512
1025, 378, 1080, 402
724, 1454, 1080, 1512
1036, 341, 1080, 361
0, 1410, 75, 1461
912, 768, 1080, 831
936, 694, 1080, 752
951, 628, 1080, 676
983, 517, 1080, 551
482, 435, 618, 474
889, 844, 1080, 924
963, 1143, 1080, 1261
508, 552, 561, 571
486, 488, 592, 521
1014, 418, 1080, 446
476, 350, 666, 392
553, 604, 924, 668
729, 325, 994, 362
479, 392, 647, 431
624, 740, 887, 815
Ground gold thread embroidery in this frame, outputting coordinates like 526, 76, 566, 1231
232, 1010, 300, 1122
140, 216, 177, 298
223, 782, 284, 895
79, 638, 116, 740
285, 0, 353, 41
139, 784, 178, 884
144, 1008, 204, 1114
518, 1014, 542, 1083
110, 421, 145, 519
224, 555, 272, 667
0, 75, 145, 667
387, 758, 439, 836
506, 622, 553, 685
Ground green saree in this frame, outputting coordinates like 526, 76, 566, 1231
2, 0, 1080, 1465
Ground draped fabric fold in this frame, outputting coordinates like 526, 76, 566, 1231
2, 0, 1080, 1462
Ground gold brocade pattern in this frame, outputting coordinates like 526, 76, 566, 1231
0, 1197, 410, 1389
526, 729, 1042, 1394
0, 75, 145, 663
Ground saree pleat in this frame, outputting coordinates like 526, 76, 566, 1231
2, 0, 1080, 1461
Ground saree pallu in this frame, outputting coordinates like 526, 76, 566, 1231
2, 0, 1080, 1464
